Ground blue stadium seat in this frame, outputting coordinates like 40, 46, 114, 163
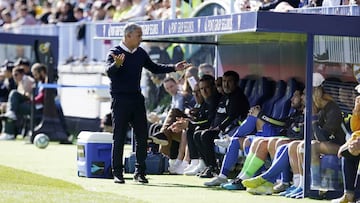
270, 78, 298, 119
248, 77, 274, 107
239, 78, 248, 91
261, 80, 286, 116
243, 79, 255, 98
320, 154, 342, 191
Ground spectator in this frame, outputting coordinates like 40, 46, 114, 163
6, 5, 37, 29
56, 2, 77, 23
91, 1, 106, 21
73, 6, 86, 22
0, 8, 12, 27
165, 43, 184, 64
146, 0, 165, 20
146, 73, 171, 113
112, 0, 132, 22
119, 0, 147, 22
258, 0, 300, 12
0, 60, 16, 103
198, 63, 215, 78
0, 69, 8, 104
148, 43, 171, 64
104, 3, 116, 21
14, 58, 32, 76
160, 0, 172, 19
100, 112, 113, 133
176, 0, 193, 18
38, 0, 52, 24
0, 64, 47, 140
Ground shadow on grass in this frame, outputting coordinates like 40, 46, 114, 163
143, 182, 238, 191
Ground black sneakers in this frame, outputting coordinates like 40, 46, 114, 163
114, 175, 125, 184
114, 174, 149, 184
199, 166, 219, 178
149, 132, 169, 146
134, 173, 149, 184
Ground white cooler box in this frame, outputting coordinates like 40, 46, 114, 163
77, 131, 113, 178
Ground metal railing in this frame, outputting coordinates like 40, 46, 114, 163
289, 5, 360, 15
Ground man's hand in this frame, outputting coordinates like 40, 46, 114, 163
354, 95, 360, 113
175, 61, 192, 71
249, 105, 261, 117
147, 112, 160, 123
337, 143, 348, 158
168, 117, 189, 133
111, 53, 125, 67
349, 137, 360, 156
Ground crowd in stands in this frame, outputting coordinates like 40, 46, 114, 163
1, 0, 359, 29
0, 0, 201, 28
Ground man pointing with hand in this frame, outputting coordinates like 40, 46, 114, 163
106, 23, 191, 184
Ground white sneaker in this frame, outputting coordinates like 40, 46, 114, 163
169, 160, 182, 174
204, 176, 228, 186
184, 163, 198, 173
168, 159, 177, 173
183, 159, 199, 172
174, 163, 188, 175
4, 111, 17, 120
184, 160, 206, 176
0, 133, 15, 140
214, 138, 231, 148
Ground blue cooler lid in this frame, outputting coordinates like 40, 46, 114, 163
77, 131, 113, 143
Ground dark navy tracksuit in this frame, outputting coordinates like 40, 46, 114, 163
106, 45, 175, 176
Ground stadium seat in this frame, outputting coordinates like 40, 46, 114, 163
270, 78, 298, 119
319, 154, 342, 191
248, 77, 274, 107
239, 78, 248, 91
243, 79, 255, 98
261, 80, 286, 116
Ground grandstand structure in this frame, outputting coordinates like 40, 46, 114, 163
1, 2, 360, 198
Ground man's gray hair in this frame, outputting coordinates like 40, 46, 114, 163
124, 23, 142, 36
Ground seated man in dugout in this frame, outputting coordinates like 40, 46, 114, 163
149, 77, 195, 173
244, 73, 345, 198
168, 75, 222, 175
204, 84, 304, 189
167, 71, 249, 178
190, 70, 250, 178
240, 89, 306, 195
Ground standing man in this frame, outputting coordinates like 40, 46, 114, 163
106, 23, 191, 184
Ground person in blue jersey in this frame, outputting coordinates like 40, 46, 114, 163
106, 23, 191, 184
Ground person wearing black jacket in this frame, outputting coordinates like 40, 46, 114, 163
194, 71, 250, 178
169, 74, 222, 175
106, 23, 191, 184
